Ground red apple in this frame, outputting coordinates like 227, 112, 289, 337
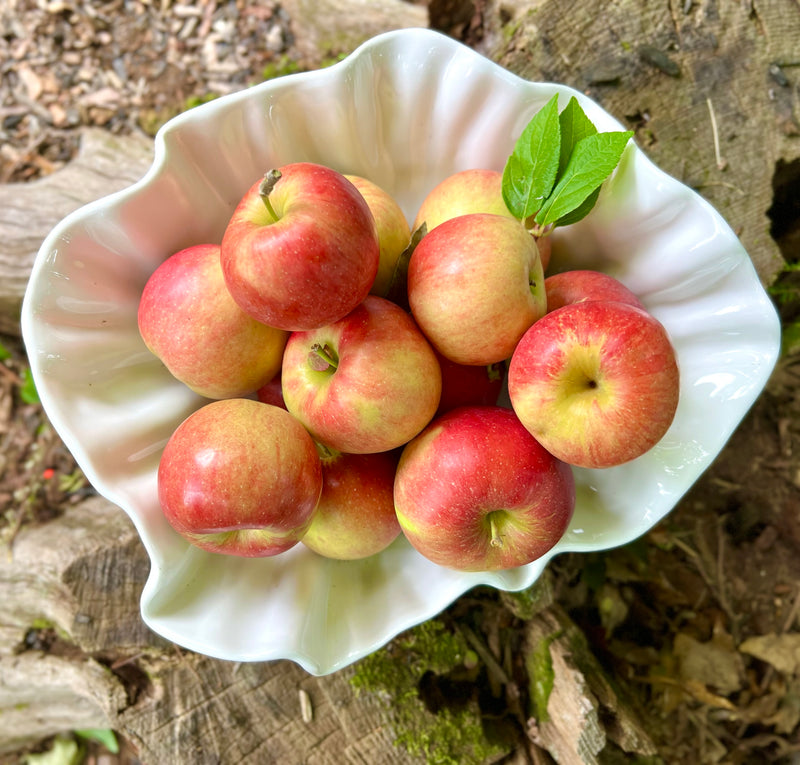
508, 300, 680, 469
408, 213, 546, 366
436, 352, 506, 416
413, 168, 551, 270
220, 162, 380, 330
256, 373, 286, 409
394, 405, 575, 572
545, 269, 645, 313
157, 398, 322, 557
137, 243, 287, 399
302, 447, 401, 560
281, 295, 442, 454
345, 174, 411, 298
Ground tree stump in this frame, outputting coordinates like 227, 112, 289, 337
0, 129, 154, 338
479, 0, 799, 284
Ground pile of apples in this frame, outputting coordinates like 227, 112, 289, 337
138, 157, 679, 573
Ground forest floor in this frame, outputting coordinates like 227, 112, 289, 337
2, 1, 800, 763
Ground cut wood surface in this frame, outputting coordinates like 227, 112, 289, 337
0, 497, 411, 763
0, 129, 154, 337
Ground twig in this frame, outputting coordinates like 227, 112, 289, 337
706, 98, 728, 171
0, 362, 24, 386
111, 652, 146, 670
781, 586, 800, 634
458, 623, 511, 687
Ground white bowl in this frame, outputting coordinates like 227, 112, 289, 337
21, 28, 781, 675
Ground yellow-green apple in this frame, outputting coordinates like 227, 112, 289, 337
137, 243, 287, 399
157, 398, 322, 557
545, 269, 644, 313
413, 168, 552, 271
302, 446, 401, 560
220, 162, 380, 330
281, 295, 442, 454
508, 300, 680, 469
435, 351, 506, 416
394, 405, 575, 572
345, 174, 411, 298
407, 213, 546, 366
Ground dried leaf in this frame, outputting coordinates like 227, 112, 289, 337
17, 64, 43, 101
682, 678, 737, 711
740, 633, 800, 675
674, 632, 744, 695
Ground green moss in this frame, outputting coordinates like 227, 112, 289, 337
262, 55, 303, 81
183, 93, 218, 110
526, 628, 561, 722
30, 617, 55, 631
319, 52, 348, 69
500, 569, 554, 620
351, 619, 506, 764
137, 106, 179, 137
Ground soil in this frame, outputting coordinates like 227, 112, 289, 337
2, 1, 800, 763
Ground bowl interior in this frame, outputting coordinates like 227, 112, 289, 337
21, 28, 781, 674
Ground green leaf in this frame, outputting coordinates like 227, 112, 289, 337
24, 736, 81, 765
502, 94, 561, 220
781, 319, 800, 356
0, 340, 10, 361
552, 186, 601, 228
534, 130, 633, 227
557, 97, 597, 175
75, 729, 120, 754
384, 222, 427, 310
20, 368, 40, 404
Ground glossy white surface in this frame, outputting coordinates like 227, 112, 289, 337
21, 28, 781, 675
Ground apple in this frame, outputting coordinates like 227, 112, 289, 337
302, 446, 401, 560
256, 373, 287, 409
508, 300, 680, 469
545, 269, 644, 313
413, 169, 511, 231
137, 243, 288, 399
407, 212, 546, 366
412, 168, 551, 271
281, 295, 442, 454
345, 174, 411, 298
436, 352, 506, 416
220, 162, 380, 331
157, 398, 322, 557
394, 405, 575, 572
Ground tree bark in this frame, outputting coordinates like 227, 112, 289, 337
0, 496, 411, 763
280, 0, 429, 61
0, 129, 154, 337
480, 0, 799, 285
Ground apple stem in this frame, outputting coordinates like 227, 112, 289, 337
308, 343, 339, 372
489, 515, 503, 548
314, 441, 340, 462
259, 169, 282, 223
